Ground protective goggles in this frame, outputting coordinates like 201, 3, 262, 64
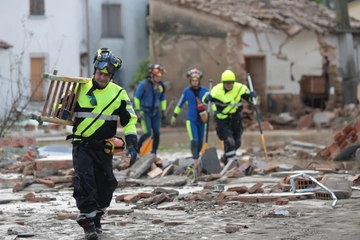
223, 81, 234, 84
94, 60, 117, 74
189, 72, 201, 81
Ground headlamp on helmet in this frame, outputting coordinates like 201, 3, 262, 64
149, 64, 166, 77
187, 68, 203, 81
93, 48, 122, 74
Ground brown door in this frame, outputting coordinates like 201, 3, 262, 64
245, 56, 266, 112
30, 57, 44, 101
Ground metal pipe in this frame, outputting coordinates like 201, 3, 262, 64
289, 173, 337, 208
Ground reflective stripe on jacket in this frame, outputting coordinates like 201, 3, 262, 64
73, 80, 137, 139
209, 82, 251, 120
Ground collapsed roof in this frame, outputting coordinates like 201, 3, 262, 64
155, 0, 360, 34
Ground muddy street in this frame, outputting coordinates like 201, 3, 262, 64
0, 176, 359, 240
1, 128, 359, 240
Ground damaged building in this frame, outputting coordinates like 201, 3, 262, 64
148, 0, 360, 117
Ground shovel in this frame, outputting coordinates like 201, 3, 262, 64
200, 79, 214, 156
139, 97, 176, 155
247, 73, 269, 161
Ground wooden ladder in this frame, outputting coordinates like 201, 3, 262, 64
30, 70, 91, 126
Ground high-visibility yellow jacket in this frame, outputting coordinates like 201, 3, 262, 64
203, 82, 256, 120
69, 80, 137, 140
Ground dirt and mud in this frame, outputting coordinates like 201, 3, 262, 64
0, 129, 359, 240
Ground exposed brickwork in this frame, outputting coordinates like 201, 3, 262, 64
318, 117, 360, 161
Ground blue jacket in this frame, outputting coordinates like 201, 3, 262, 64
133, 78, 166, 114
174, 86, 209, 122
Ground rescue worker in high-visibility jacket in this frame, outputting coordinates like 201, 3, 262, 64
59, 48, 138, 240
203, 69, 257, 165
170, 69, 209, 174
133, 64, 167, 155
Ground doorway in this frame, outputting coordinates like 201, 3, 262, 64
244, 56, 266, 112
30, 57, 45, 101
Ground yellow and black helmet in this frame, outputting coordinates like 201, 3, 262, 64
93, 48, 122, 74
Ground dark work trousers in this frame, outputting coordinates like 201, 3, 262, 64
138, 110, 161, 154
215, 113, 243, 159
72, 140, 118, 214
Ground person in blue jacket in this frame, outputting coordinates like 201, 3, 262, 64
170, 69, 209, 174
133, 64, 167, 155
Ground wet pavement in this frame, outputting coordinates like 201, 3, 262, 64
1, 176, 360, 240
1, 129, 359, 240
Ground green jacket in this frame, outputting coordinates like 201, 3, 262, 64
203, 82, 256, 120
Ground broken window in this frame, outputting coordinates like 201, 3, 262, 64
300, 75, 329, 109
102, 4, 122, 38
30, 0, 45, 16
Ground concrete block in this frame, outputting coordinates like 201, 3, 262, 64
201, 147, 222, 174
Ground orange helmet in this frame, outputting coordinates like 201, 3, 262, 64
149, 64, 166, 77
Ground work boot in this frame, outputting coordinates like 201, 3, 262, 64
93, 217, 102, 234
83, 221, 98, 240
220, 155, 227, 166
93, 210, 104, 234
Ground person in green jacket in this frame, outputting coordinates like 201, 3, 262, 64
203, 69, 257, 165
59, 48, 138, 240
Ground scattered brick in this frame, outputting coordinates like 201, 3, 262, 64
36, 178, 55, 188
227, 186, 248, 194
139, 192, 156, 198
119, 221, 133, 226
257, 196, 280, 203
263, 165, 279, 174
147, 167, 163, 178
248, 182, 263, 194
276, 198, 289, 205
216, 191, 238, 202
152, 219, 163, 224
107, 209, 134, 215
57, 213, 78, 220
185, 195, 199, 202
123, 194, 140, 203
152, 193, 169, 204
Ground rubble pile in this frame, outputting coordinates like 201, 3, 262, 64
242, 103, 360, 132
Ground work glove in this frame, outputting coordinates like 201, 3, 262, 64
61, 109, 70, 120
126, 147, 137, 166
249, 91, 257, 99
204, 94, 212, 104
161, 111, 166, 121
170, 116, 176, 126
135, 110, 142, 123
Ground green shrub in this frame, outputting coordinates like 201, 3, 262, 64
133, 57, 149, 85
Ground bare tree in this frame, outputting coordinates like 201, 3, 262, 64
0, 22, 41, 137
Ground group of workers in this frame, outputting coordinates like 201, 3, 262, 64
59, 47, 257, 240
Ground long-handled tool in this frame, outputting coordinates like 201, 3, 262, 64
200, 79, 214, 156
139, 97, 176, 155
164, 97, 176, 117
247, 73, 269, 161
